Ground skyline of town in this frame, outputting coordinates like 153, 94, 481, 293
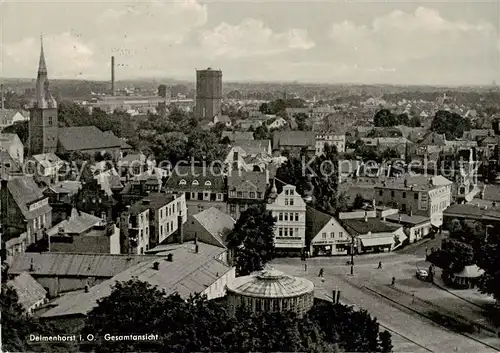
1, 0, 499, 85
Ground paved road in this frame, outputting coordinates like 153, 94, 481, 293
274, 263, 498, 353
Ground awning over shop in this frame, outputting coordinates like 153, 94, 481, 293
360, 237, 394, 247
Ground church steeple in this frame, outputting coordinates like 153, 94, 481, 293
35, 35, 57, 109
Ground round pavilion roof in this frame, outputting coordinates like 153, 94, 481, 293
227, 269, 314, 298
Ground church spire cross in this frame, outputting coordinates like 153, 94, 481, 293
38, 35, 47, 75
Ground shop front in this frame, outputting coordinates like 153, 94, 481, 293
310, 239, 350, 256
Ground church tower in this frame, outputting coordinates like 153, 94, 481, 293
29, 36, 59, 155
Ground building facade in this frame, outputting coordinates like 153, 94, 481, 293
374, 175, 453, 227
227, 171, 268, 220
315, 131, 346, 155
119, 201, 150, 255
195, 68, 222, 120
267, 183, 306, 253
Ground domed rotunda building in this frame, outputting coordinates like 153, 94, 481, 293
226, 268, 314, 317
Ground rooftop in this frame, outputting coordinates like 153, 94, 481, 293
341, 217, 401, 235
227, 171, 268, 192
128, 193, 178, 215
7, 272, 47, 312
164, 166, 225, 193
6, 176, 51, 220
41, 243, 231, 318
226, 268, 314, 298
58, 126, 131, 151
8, 252, 159, 278
193, 207, 235, 247
46, 209, 102, 236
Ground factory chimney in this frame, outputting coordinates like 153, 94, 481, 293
0, 84, 4, 110
111, 56, 115, 96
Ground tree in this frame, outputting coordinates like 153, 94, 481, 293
409, 116, 421, 127
352, 194, 365, 210
307, 300, 390, 352
396, 113, 409, 126
226, 204, 276, 276
1, 121, 29, 144
254, 124, 271, 140
431, 110, 471, 140
475, 226, 500, 302
374, 109, 397, 127
379, 330, 393, 352
294, 113, 310, 131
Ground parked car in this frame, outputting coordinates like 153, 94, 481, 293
416, 269, 428, 281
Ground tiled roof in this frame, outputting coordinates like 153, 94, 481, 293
46, 209, 102, 236
7, 176, 51, 219
221, 131, 254, 141
341, 218, 400, 236
227, 171, 268, 192
306, 206, 333, 240
227, 269, 314, 298
273, 131, 315, 149
193, 207, 235, 247
7, 272, 47, 312
232, 140, 270, 155
375, 174, 453, 192
40, 243, 232, 318
385, 213, 430, 226
8, 253, 159, 277
129, 193, 177, 215
58, 126, 129, 151
164, 166, 226, 193
0, 110, 22, 126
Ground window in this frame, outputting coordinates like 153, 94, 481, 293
179, 179, 187, 185
295, 228, 298, 235
285, 190, 289, 195
285, 199, 289, 206
414, 193, 419, 200
233, 151, 239, 161
295, 213, 299, 221
242, 192, 248, 198
191, 192, 196, 199
290, 228, 294, 237
230, 204, 236, 213
339, 232, 343, 238
402, 204, 407, 212
322, 232, 327, 239
279, 213, 283, 221
284, 213, 288, 221
192, 180, 199, 186
403, 192, 406, 199
290, 199, 294, 206
279, 228, 283, 236
330, 232, 334, 238
284, 228, 288, 236
249, 192, 255, 198
217, 193, 223, 201
237, 191, 243, 198
204, 181, 212, 186
391, 191, 395, 198
257, 192, 262, 199
48, 117, 53, 126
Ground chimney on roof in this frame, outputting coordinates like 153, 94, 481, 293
153, 261, 160, 270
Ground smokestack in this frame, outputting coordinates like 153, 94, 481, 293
0, 84, 4, 110
111, 56, 115, 96
177, 215, 184, 244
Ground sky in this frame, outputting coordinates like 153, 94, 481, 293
1, 0, 499, 85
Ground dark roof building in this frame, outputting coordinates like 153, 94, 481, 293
58, 126, 131, 152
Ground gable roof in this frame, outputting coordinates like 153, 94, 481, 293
0, 110, 23, 126
47, 209, 102, 236
165, 166, 226, 192
227, 171, 268, 192
193, 207, 236, 247
31, 153, 62, 168
232, 140, 271, 155
7, 176, 51, 219
306, 206, 334, 240
58, 126, 130, 151
7, 272, 47, 312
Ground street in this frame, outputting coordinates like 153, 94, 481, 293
271, 235, 500, 353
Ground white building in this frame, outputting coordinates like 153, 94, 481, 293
307, 206, 351, 256
315, 131, 346, 155
267, 182, 306, 254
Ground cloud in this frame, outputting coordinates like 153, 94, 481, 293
329, 6, 497, 69
3, 33, 95, 78
199, 18, 315, 58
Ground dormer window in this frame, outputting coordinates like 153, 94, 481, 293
204, 181, 212, 186
192, 180, 199, 186
179, 179, 187, 185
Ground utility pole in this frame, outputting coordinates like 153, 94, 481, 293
350, 235, 355, 276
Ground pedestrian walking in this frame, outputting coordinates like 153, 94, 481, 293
318, 268, 324, 277
304, 263, 307, 272
377, 261, 382, 269
391, 277, 395, 286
